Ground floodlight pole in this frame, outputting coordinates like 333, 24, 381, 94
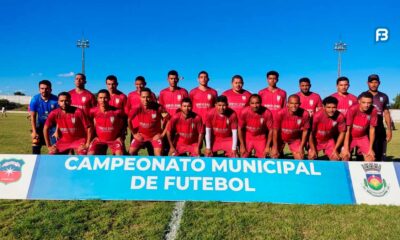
334, 41, 347, 77
76, 36, 90, 74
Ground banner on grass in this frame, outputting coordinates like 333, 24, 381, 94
0, 154, 399, 205
348, 162, 400, 205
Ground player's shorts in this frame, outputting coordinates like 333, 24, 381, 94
54, 138, 87, 155
207, 138, 235, 157
316, 139, 335, 157
89, 138, 124, 155
130, 137, 163, 150
173, 142, 199, 157
350, 135, 370, 155
34, 126, 57, 146
242, 135, 267, 158
286, 139, 302, 153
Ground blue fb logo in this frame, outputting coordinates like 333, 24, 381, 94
375, 28, 389, 42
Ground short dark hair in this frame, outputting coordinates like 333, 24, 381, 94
358, 92, 373, 100
299, 77, 311, 84
231, 75, 243, 83
168, 70, 178, 77
135, 76, 146, 82
58, 92, 71, 99
198, 71, 208, 78
140, 87, 152, 95
249, 94, 261, 103
97, 89, 110, 98
181, 97, 192, 105
288, 94, 300, 102
266, 70, 279, 78
336, 76, 349, 85
75, 73, 86, 81
323, 96, 338, 106
106, 75, 118, 82
216, 95, 228, 104
39, 80, 52, 88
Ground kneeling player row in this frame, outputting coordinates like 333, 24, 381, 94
42, 88, 378, 161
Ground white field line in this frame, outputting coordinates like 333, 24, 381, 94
6, 111, 28, 114
164, 201, 185, 240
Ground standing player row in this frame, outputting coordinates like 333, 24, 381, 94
29, 71, 392, 161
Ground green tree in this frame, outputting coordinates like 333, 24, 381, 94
0, 99, 21, 110
392, 94, 400, 109
14, 91, 26, 96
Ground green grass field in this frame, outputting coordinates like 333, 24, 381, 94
1, 113, 400, 239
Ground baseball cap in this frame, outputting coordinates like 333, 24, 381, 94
368, 74, 380, 82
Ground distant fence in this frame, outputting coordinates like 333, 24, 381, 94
390, 110, 400, 123
0, 95, 32, 105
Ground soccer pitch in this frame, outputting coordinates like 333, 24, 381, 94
1, 113, 400, 239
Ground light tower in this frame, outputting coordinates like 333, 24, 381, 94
334, 41, 347, 77
76, 35, 90, 74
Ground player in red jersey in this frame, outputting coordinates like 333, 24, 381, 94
330, 76, 357, 116
189, 71, 218, 122
296, 77, 322, 117
238, 94, 274, 158
205, 95, 238, 157
125, 76, 157, 114
258, 70, 287, 120
106, 74, 128, 147
222, 75, 252, 116
167, 98, 204, 156
342, 92, 378, 161
272, 95, 310, 160
361, 74, 392, 161
88, 90, 126, 155
68, 73, 96, 115
308, 96, 346, 160
128, 88, 170, 156
105, 75, 127, 110
44, 92, 92, 155
158, 70, 189, 116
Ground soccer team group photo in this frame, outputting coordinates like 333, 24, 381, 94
29, 70, 393, 162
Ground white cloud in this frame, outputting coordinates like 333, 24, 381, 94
57, 72, 75, 78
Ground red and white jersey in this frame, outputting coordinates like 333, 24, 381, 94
296, 92, 322, 116
274, 108, 310, 143
222, 89, 252, 115
159, 87, 189, 116
330, 92, 358, 116
109, 90, 127, 110
346, 104, 378, 138
125, 91, 157, 115
68, 89, 96, 115
258, 87, 287, 116
89, 107, 126, 142
45, 107, 90, 142
205, 108, 238, 140
189, 87, 218, 122
239, 106, 273, 138
168, 112, 204, 145
129, 104, 169, 139
312, 110, 346, 142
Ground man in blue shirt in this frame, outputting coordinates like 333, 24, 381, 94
29, 80, 58, 154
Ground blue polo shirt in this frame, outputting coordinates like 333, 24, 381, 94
29, 94, 58, 127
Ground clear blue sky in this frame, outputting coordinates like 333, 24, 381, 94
1, 0, 399, 101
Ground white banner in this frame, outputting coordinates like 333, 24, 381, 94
348, 162, 400, 205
